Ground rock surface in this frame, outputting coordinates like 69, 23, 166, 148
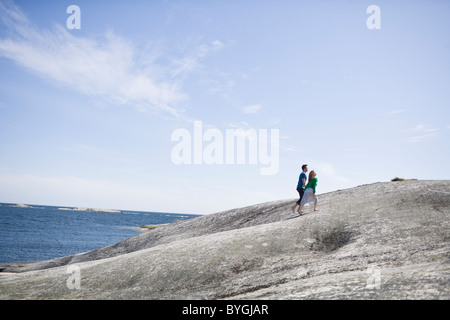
0, 180, 449, 299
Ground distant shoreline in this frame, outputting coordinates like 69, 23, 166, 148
0, 203, 201, 265
0, 202, 201, 216
57, 207, 122, 214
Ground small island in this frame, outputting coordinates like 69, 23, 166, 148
13, 204, 32, 208
58, 207, 122, 213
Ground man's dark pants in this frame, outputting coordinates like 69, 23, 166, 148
296, 188, 304, 205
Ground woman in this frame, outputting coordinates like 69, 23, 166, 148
298, 170, 318, 214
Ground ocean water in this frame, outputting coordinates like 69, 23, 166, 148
0, 203, 200, 265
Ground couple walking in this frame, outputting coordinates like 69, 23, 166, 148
291, 164, 318, 215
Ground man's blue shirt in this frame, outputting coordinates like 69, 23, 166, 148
297, 172, 307, 189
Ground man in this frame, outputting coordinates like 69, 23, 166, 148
291, 164, 308, 214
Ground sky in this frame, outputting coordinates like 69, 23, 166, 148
0, 0, 449, 215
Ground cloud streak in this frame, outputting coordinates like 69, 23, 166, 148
388, 109, 408, 114
242, 104, 262, 114
170, 39, 225, 79
0, 1, 188, 117
406, 124, 438, 143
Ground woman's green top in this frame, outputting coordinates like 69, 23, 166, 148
305, 177, 318, 193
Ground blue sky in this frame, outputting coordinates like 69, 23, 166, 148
0, 0, 449, 214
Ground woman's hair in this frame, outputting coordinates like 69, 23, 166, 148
308, 170, 316, 181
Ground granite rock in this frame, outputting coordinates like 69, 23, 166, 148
0, 180, 449, 299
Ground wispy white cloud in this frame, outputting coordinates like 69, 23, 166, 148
211, 40, 224, 51
411, 124, 438, 133
170, 39, 225, 78
280, 143, 297, 153
227, 121, 253, 130
226, 121, 258, 142
242, 104, 262, 114
406, 124, 438, 143
388, 109, 408, 114
407, 134, 436, 143
268, 118, 281, 126
0, 1, 201, 117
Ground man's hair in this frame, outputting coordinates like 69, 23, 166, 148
301, 164, 307, 171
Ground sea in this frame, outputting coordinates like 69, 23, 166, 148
0, 203, 200, 265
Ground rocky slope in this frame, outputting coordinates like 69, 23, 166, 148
0, 180, 449, 299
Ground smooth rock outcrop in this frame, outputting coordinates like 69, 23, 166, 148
0, 180, 449, 299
